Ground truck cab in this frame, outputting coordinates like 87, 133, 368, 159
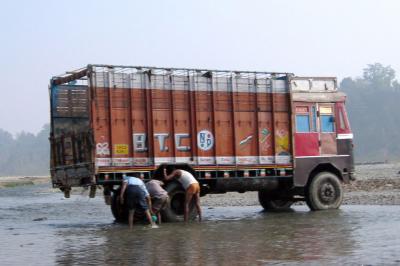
291, 77, 354, 210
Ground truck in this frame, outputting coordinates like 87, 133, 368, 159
49, 64, 354, 222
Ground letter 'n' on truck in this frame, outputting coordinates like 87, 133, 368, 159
49, 65, 354, 222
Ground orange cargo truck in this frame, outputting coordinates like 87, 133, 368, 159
49, 64, 354, 221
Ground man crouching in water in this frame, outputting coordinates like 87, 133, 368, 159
120, 174, 158, 229
163, 168, 202, 222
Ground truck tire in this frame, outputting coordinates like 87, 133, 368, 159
111, 188, 128, 222
306, 171, 343, 211
161, 181, 196, 222
111, 188, 149, 223
258, 190, 294, 212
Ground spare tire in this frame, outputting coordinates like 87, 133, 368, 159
161, 181, 197, 222
111, 187, 145, 223
111, 188, 128, 222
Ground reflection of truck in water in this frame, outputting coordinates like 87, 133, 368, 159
49, 64, 354, 221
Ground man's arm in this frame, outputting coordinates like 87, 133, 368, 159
120, 181, 127, 204
164, 169, 181, 181
140, 183, 153, 214
146, 196, 153, 214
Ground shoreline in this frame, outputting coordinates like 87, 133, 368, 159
0, 176, 50, 188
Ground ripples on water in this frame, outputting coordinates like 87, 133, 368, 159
1, 184, 400, 265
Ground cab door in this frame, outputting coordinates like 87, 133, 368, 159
294, 103, 319, 156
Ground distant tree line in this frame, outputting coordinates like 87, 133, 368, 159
341, 63, 400, 163
0, 63, 399, 176
0, 124, 50, 176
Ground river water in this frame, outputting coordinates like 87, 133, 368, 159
1, 183, 400, 265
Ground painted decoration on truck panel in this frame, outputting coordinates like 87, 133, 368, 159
155, 133, 169, 152
114, 144, 129, 155
216, 156, 235, 164
239, 135, 253, 147
260, 128, 272, 151
94, 156, 294, 168
175, 133, 191, 152
197, 156, 215, 165
132, 133, 191, 153
89, 84, 294, 168
197, 130, 214, 151
96, 142, 110, 156
133, 134, 148, 152
112, 157, 132, 166
96, 158, 111, 166
276, 129, 289, 154
236, 156, 258, 165
133, 157, 151, 165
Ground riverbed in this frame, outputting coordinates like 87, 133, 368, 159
1, 181, 400, 265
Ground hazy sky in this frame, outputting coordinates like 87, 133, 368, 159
1, 0, 399, 135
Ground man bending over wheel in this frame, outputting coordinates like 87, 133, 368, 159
145, 179, 169, 225
120, 174, 158, 229
163, 168, 202, 222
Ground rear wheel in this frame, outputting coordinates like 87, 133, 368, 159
306, 171, 343, 211
161, 181, 196, 222
111, 188, 145, 223
258, 190, 294, 212
111, 188, 128, 222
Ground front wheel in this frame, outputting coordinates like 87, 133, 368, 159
258, 190, 294, 212
306, 171, 343, 211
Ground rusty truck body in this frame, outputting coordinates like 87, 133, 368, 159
49, 64, 354, 221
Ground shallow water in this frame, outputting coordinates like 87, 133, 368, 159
1, 184, 400, 265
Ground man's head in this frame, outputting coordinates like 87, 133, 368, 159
164, 165, 176, 176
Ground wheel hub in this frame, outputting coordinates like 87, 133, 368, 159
319, 182, 336, 203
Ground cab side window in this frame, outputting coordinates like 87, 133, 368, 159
295, 106, 310, 132
320, 106, 335, 133
338, 108, 346, 130
337, 103, 350, 132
